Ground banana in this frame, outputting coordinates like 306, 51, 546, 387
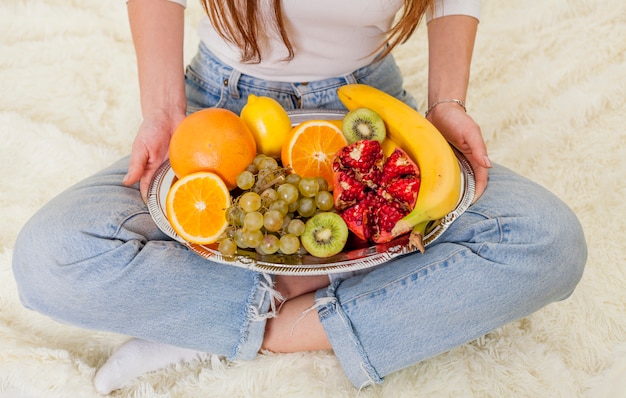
337, 84, 462, 252
380, 137, 400, 158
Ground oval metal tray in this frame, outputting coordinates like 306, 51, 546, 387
147, 110, 475, 275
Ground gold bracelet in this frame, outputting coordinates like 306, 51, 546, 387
424, 99, 466, 117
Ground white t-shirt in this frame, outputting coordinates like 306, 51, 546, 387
167, 0, 481, 82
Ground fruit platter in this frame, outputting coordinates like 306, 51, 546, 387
147, 85, 475, 275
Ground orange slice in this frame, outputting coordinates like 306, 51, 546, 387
166, 171, 231, 245
325, 119, 343, 130
281, 120, 348, 187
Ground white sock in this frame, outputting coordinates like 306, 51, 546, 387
93, 338, 206, 394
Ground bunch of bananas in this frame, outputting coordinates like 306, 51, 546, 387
337, 84, 462, 251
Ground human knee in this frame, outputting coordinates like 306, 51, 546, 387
525, 199, 587, 301
13, 236, 60, 316
13, 193, 79, 269
12, 197, 97, 316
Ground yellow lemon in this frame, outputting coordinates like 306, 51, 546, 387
240, 94, 292, 158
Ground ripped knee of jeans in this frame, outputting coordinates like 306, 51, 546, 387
287, 295, 337, 336
248, 273, 285, 322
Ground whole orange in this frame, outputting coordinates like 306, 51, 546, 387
169, 108, 257, 190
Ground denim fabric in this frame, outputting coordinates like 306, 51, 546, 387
12, 157, 274, 361
12, 44, 587, 388
315, 164, 587, 387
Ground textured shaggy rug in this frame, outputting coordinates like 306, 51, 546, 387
1, 1, 625, 397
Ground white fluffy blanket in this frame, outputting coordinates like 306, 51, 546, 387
1, 1, 625, 397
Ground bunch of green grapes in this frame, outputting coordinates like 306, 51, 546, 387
217, 154, 335, 256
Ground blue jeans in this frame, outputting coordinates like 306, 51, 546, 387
12, 43, 587, 388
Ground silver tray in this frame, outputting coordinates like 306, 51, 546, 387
147, 109, 475, 275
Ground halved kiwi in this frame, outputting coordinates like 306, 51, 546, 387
300, 212, 349, 258
342, 107, 386, 144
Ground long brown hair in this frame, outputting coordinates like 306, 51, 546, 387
201, 0, 434, 63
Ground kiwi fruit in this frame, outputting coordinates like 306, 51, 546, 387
301, 212, 349, 258
342, 107, 386, 144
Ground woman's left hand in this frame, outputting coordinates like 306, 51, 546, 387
426, 102, 491, 201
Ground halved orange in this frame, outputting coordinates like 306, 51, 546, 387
325, 119, 344, 130
280, 120, 348, 188
165, 171, 231, 245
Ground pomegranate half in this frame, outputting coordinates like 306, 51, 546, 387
332, 140, 420, 244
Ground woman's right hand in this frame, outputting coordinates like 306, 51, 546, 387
124, 110, 186, 202
126, 0, 186, 201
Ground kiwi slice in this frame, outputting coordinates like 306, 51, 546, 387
342, 107, 386, 144
301, 212, 349, 258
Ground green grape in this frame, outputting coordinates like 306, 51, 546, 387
269, 199, 289, 216
297, 197, 316, 218
264, 209, 284, 232
315, 190, 334, 211
242, 229, 264, 248
285, 173, 302, 186
254, 170, 277, 191
277, 183, 299, 204
288, 200, 299, 213
315, 177, 329, 192
258, 156, 279, 171
236, 170, 256, 190
298, 177, 319, 198
245, 164, 258, 174
253, 154, 267, 167
281, 214, 292, 231
259, 234, 280, 255
239, 192, 262, 212
260, 188, 278, 207
233, 228, 248, 249
218, 237, 238, 256
257, 168, 277, 179
226, 206, 244, 227
243, 211, 264, 231
279, 234, 300, 255
287, 219, 306, 236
